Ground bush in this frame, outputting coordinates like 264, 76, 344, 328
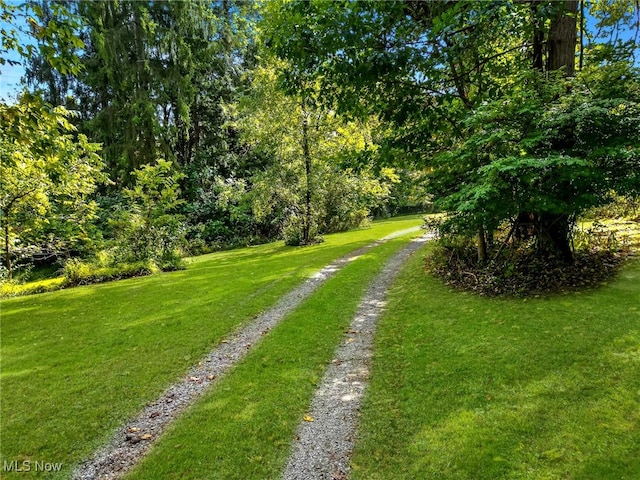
62, 258, 94, 285
62, 258, 158, 287
111, 160, 187, 270
0, 277, 66, 298
282, 214, 323, 246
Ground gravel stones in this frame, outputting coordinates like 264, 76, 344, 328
73, 227, 424, 480
282, 233, 434, 480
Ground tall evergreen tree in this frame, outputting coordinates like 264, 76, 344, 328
25, 0, 256, 187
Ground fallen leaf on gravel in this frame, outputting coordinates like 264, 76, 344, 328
206, 374, 216, 380
128, 427, 140, 433
189, 376, 200, 382
140, 434, 153, 440
303, 414, 314, 422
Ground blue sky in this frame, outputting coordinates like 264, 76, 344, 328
0, 61, 25, 100
0, 0, 32, 101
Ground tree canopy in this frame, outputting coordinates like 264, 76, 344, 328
266, 0, 640, 262
1, 0, 639, 286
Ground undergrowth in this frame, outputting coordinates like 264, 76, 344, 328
427, 226, 629, 297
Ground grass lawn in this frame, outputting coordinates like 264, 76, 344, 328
0, 215, 423, 479
125, 234, 418, 480
351, 248, 640, 479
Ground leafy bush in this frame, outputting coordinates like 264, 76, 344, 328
112, 160, 186, 270
61, 258, 94, 285
0, 277, 66, 298
62, 257, 157, 287
282, 213, 322, 247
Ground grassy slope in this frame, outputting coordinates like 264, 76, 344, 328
351, 248, 640, 480
0, 215, 422, 479
125, 235, 418, 480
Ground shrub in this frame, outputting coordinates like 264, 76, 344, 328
112, 160, 187, 270
62, 258, 94, 285
0, 277, 66, 298
62, 258, 157, 287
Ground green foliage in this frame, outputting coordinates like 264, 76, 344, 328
0, 276, 65, 298
266, 0, 639, 263
68, 0, 256, 183
319, 165, 398, 233
61, 257, 156, 287
112, 159, 186, 269
183, 176, 268, 251
1, 0, 85, 77
433, 65, 640, 240
0, 93, 106, 278
239, 63, 397, 245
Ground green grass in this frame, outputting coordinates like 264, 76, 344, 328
0, 215, 423, 479
351, 248, 640, 479
125, 234, 418, 480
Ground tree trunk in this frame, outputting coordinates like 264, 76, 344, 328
477, 227, 488, 264
301, 102, 312, 245
4, 220, 11, 280
545, 0, 577, 262
531, 0, 544, 71
547, 0, 578, 76
579, 0, 584, 71
523, 0, 577, 263
539, 213, 574, 263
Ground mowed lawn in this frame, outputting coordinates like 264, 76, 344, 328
351, 249, 640, 480
0, 215, 423, 479
125, 235, 418, 480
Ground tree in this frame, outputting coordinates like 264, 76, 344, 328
1, 1, 106, 279
0, 94, 105, 278
266, 0, 640, 262
239, 63, 396, 245
23, 0, 256, 184
111, 159, 185, 268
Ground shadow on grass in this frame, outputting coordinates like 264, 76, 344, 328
352, 258, 640, 480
